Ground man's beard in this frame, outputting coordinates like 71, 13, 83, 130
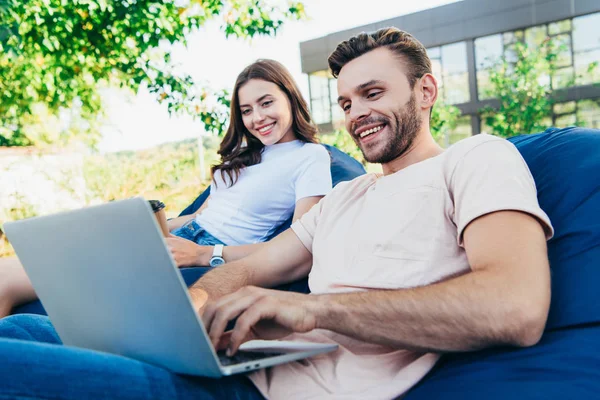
353, 94, 422, 164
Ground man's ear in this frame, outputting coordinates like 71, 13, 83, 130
418, 73, 438, 111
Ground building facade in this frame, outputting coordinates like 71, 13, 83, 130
300, 0, 600, 143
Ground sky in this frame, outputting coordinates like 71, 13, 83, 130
97, 0, 461, 153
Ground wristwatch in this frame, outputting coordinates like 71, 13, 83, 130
209, 244, 225, 267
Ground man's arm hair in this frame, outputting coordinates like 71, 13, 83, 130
309, 211, 550, 352
191, 229, 313, 301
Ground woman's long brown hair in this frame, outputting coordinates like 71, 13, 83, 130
212, 59, 319, 187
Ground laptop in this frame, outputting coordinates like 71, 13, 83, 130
3, 197, 337, 377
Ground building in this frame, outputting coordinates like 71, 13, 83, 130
300, 0, 600, 144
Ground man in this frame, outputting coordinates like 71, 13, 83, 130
191, 27, 553, 399
0, 27, 553, 399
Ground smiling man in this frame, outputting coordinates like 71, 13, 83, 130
189, 27, 554, 399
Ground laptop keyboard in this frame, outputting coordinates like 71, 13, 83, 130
217, 350, 286, 366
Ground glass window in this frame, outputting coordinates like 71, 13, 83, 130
427, 46, 440, 59
475, 34, 502, 100
448, 116, 472, 145
309, 71, 331, 124
441, 42, 468, 75
436, 115, 472, 148
427, 43, 469, 105
475, 34, 503, 69
554, 101, 576, 115
577, 99, 600, 129
574, 49, 600, 85
573, 13, 600, 86
549, 19, 572, 35
555, 113, 577, 127
476, 70, 492, 100
553, 66, 575, 89
554, 33, 573, 68
440, 42, 469, 104
573, 13, 600, 53
503, 30, 523, 45
525, 25, 548, 49
443, 72, 470, 105
329, 78, 344, 123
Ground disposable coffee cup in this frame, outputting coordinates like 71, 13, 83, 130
148, 200, 170, 237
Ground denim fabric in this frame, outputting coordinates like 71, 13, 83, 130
0, 314, 265, 400
171, 220, 226, 246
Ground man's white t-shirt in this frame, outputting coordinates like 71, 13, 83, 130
249, 134, 554, 400
195, 140, 332, 245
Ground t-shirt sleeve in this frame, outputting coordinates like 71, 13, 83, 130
451, 140, 554, 246
291, 196, 325, 253
294, 145, 333, 202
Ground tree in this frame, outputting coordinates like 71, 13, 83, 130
0, 0, 306, 147
479, 39, 559, 137
430, 102, 461, 145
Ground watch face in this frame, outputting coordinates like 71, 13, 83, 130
210, 257, 225, 267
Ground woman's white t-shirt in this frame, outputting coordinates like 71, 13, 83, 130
195, 140, 332, 245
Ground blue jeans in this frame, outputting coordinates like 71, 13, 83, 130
0, 314, 264, 400
171, 220, 226, 246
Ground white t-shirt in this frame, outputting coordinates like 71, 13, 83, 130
195, 140, 332, 245
249, 134, 554, 400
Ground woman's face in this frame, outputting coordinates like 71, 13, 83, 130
238, 79, 296, 146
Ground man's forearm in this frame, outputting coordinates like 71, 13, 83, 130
312, 268, 549, 353
192, 229, 313, 301
191, 260, 253, 301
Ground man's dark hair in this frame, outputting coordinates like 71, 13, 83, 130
328, 27, 432, 88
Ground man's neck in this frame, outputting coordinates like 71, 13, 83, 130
381, 130, 444, 175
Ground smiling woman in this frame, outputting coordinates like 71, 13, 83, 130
165, 59, 333, 250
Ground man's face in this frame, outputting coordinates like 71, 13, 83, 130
336, 48, 423, 164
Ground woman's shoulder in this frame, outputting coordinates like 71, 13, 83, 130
295, 142, 330, 160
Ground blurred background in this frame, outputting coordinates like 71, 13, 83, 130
1, 0, 599, 256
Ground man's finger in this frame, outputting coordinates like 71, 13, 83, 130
229, 299, 276, 355
208, 293, 263, 349
216, 331, 233, 351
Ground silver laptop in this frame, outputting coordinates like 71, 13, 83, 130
3, 197, 337, 377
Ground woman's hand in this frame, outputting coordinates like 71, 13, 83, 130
165, 236, 211, 267
201, 286, 319, 355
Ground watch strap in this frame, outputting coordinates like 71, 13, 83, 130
212, 244, 224, 258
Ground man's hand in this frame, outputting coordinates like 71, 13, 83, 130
166, 236, 210, 267
202, 286, 319, 355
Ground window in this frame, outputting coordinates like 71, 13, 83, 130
308, 71, 332, 125
427, 42, 470, 105
525, 25, 547, 48
436, 116, 472, 148
328, 78, 344, 125
475, 34, 503, 100
475, 19, 591, 97
553, 99, 600, 129
553, 101, 576, 128
576, 99, 600, 129
549, 19, 571, 35
573, 13, 600, 86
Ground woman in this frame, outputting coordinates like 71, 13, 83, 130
0, 59, 332, 317
165, 58, 331, 267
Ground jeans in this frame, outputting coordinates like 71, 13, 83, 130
0, 314, 265, 400
171, 220, 226, 246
